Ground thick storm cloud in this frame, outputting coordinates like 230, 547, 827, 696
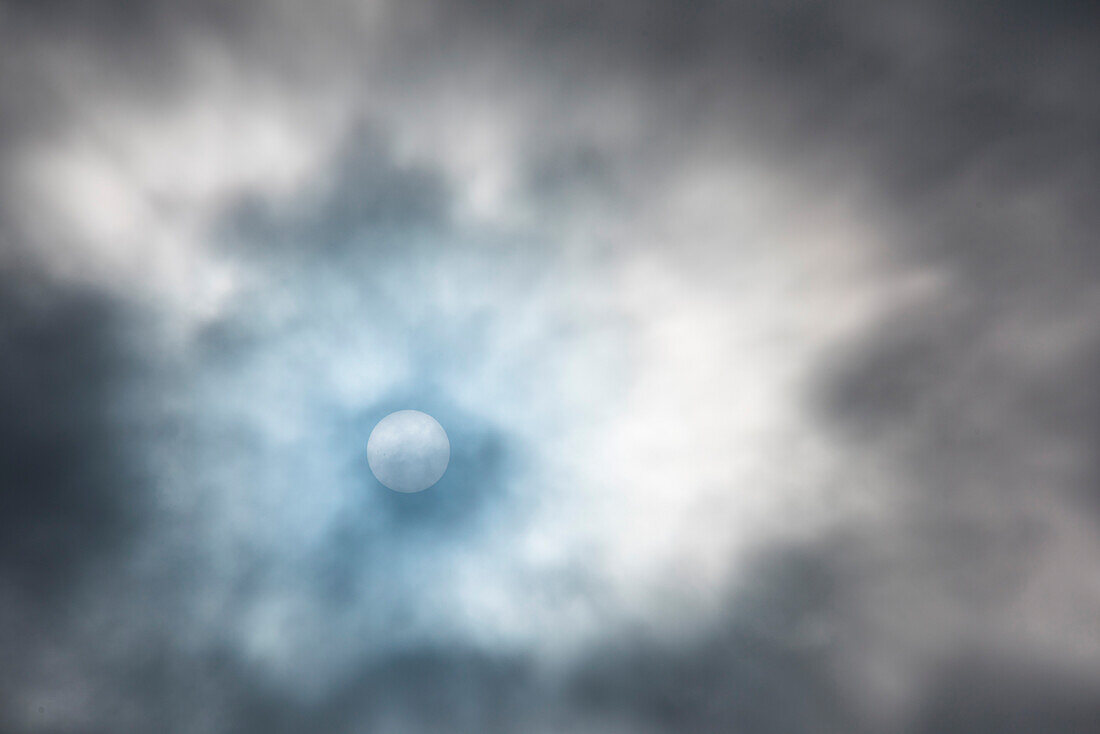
1, 1, 1098, 732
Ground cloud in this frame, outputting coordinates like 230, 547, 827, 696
0, 278, 141, 598
1, 1, 1099, 732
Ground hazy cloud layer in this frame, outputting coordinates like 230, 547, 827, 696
1, 1, 1098, 732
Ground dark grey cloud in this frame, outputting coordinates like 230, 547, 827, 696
0, 276, 143, 598
908, 652, 1100, 734
222, 127, 453, 256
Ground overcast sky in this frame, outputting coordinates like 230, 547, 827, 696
2, 1, 1099, 732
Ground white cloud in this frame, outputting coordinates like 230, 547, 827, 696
8, 39, 349, 324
